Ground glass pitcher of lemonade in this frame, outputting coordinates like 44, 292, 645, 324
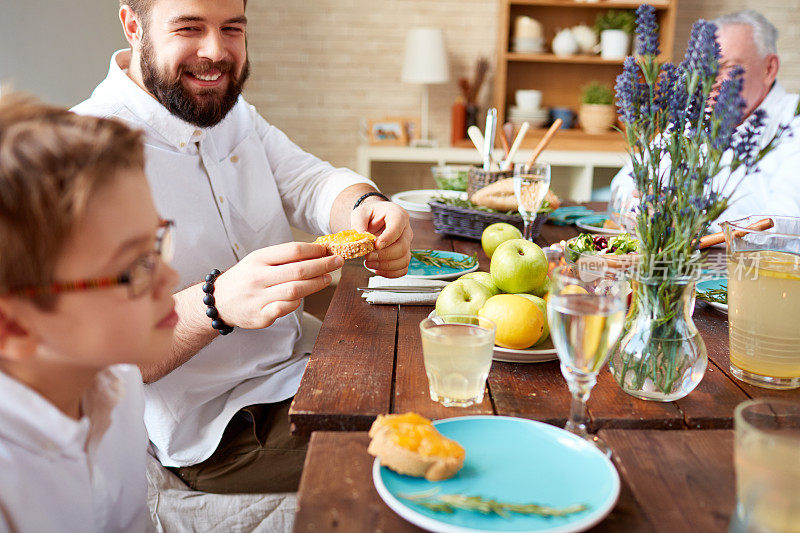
723, 216, 800, 389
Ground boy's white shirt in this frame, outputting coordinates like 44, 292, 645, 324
72, 49, 375, 467
610, 82, 800, 232
0, 365, 149, 532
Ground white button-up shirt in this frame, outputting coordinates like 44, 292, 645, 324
73, 50, 374, 467
0, 366, 149, 532
610, 82, 800, 231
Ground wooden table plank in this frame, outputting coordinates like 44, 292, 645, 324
289, 261, 398, 436
488, 360, 573, 427
599, 429, 736, 533
294, 431, 650, 533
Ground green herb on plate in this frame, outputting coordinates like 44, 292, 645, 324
399, 488, 588, 519
696, 287, 727, 305
412, 250, 477, 269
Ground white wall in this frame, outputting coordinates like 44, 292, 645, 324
0, 0, 126, 107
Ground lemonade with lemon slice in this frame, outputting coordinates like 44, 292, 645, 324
728, 250, 800, 385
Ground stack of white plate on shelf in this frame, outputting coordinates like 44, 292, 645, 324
507, 105, 548, 128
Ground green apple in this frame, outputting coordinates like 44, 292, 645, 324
490, 239, 548, 294
481, 223, 523, 259
529, 274, 552, 298
435, 279, 493, 317
515, 293, 550, 345
458, 271, 501, 295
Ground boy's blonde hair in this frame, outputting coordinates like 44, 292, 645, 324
0, 95, 145, 308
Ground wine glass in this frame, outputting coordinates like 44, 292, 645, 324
547, 265, 627, 456
608, 186, 638, 234
513, 162, 551, 241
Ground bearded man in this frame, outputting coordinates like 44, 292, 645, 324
74, 0, 412, 494
610, 10, 800, 231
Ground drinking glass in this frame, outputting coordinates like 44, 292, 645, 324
419, 315, 496, 407
607, 186, 638, 234
723, 216, 800, 389
732, 399, 800, 533
547, 265, 627, 456
513, 162, 551, 241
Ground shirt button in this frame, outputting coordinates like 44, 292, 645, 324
235, 243, 240, 251
230, 155, 239, 163
218, 196, 224, 203
179, 142, 186, 148
193, 129, 202, 137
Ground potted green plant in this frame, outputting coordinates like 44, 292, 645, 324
578, 82, 615, 134
595, 9, 636, 59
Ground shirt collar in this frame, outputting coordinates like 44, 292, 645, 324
0, 367, 125, 459
104, 49, 208, 151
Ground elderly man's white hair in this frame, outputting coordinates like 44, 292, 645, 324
713, 10, 778, 57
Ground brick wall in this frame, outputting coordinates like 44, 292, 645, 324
245, 0, 800, 173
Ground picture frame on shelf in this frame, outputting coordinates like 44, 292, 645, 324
367, 119, 409, 146
386, 115, 421, 144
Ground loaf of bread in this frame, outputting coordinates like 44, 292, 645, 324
313, 230, 376, 259
368, 413, 465, 481
470, 178, 561, 211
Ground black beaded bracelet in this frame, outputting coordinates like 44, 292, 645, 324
353, 191, 389, 210
202, 269, 234, 336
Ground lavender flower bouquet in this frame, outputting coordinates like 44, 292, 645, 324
608, 5, 794, 400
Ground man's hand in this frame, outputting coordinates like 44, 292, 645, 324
213, 242, 343, 329
351, 199, 413, 278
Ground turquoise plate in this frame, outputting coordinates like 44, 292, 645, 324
574, 214, 623, 235
373, 416, 620, 533
696, 277, 728, 313
406, 250, 479, 280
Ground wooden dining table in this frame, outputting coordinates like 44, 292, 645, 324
289, 209, 799, 532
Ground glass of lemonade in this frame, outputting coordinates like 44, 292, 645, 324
513, 162, 551, 241
733, 399, 800, 533
723, 216, 800, 389
419, 315, 496, 407
547, 265, 627, 456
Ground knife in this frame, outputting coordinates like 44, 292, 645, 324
483, 108, 497, 170
357, 286, 443, 293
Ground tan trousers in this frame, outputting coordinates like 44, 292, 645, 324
170, 399, 308, 494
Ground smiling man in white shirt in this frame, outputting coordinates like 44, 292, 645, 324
74, 0, 412, 494
611, 10, 800, 230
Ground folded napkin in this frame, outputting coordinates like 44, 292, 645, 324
362, 276, 448, 305
547, 206, 598, 226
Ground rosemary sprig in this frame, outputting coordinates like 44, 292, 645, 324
399, 488, 588, 519
696, 287, 727, 304
412, 250, 477, 269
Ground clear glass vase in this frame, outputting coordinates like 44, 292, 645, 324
610, 275, 707, 401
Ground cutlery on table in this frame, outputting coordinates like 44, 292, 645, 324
357, 286, 444, 293
467, 125, 497, 169
498, 122, 512, 160
524, 118, 563, 169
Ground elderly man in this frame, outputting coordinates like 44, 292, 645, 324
74, 0, 412, 494
611, 10, 800, 230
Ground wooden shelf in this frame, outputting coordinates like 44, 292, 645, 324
508, 0, 671, 8
454, 127, 627, 152
506, 52, 625, 64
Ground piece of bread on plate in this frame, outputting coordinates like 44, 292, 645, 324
367, 413, 465, 481
470, 178, 561, 211
313, 229, 376, 259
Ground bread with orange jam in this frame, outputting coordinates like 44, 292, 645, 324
313, 230, 376, 259
367, 413, 465, 481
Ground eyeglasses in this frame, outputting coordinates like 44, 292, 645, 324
11, 219, 175, 300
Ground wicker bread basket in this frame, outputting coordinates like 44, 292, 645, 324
466, 166, 514, 197
429, 200, 548, 241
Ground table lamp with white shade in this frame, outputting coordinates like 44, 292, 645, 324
402, 27, 450, 147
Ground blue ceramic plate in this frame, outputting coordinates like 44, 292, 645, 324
574, 214, 623, 235
696, 277, 728, 313
404, 250, 479, 280
373, 416, 620, 533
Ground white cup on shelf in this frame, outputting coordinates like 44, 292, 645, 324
515, 89, 542, 110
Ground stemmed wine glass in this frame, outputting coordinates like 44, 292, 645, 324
513, 162, 551, 241
547, 265, 627, 456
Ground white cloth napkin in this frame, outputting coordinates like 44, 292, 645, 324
362, 276, 448, 305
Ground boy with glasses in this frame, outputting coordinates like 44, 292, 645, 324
0, 96, 179, 531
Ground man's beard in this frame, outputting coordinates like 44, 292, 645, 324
140, 37, 250, 128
